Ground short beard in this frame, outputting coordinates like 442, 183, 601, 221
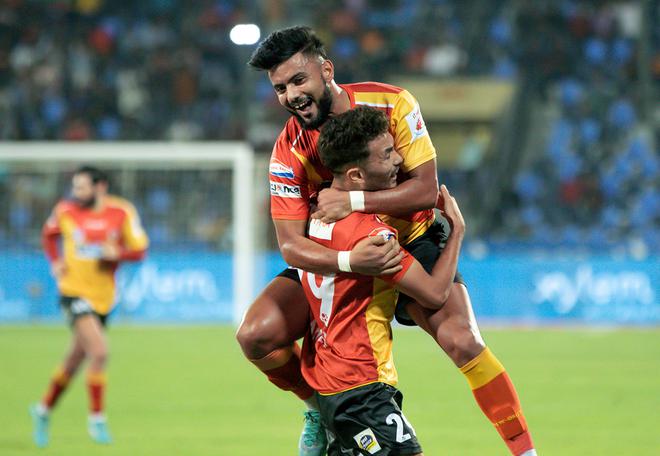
294, 85, 333, 130
76, 196, 96, 208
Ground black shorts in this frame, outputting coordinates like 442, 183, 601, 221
396, 219, 466, 326
60, 296, 108, 328
318, 382, 422, 456
276, 266, 301, 283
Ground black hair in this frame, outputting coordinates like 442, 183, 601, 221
74, 165, 108, 185
248, 26, 328, 70
317, 106, 389, 175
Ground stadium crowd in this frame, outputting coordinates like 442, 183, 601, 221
499, 1, 659, 255
0, 0, 657, 253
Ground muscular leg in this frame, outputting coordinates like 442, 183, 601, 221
236, 277, 314, 401
406, 283, 536, 456
41, 334, 87, 410
62, 336, 87, 375
74, 315, 108, 414
406, 282, 485, 367
75, 315, 108, 372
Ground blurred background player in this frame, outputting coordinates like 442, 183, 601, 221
301, 106, 466, 456
237, 26, 536, 456
29, 165, 149, 447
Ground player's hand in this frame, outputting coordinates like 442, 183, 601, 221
50, 258, 67, 279
350, 236, 403, 276
310, 188, 352, 223
100, 241, 121, 261
438, 185, 465, 236
435, 189, 444, 209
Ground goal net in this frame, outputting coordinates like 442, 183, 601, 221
0, 142, 256, 324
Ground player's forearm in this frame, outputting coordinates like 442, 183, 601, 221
118, 248, 146, 262
279, 237, 340, 275
363, 178, 437, 217
425, 228, 464, 307
42, 233, 60, 262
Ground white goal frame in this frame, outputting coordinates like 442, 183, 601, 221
0, 141, 255, 324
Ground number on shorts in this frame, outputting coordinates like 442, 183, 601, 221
386, 413, 413, 443
71, 298, 92, 315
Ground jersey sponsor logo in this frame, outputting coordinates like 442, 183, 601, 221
368, 228, 396, 241
72, 229, 104, 259
82, 219, 109, 230
269, 160, 295, 179
308, 218, 335, 240
270, 181, 302, 198
404, 104, 428, 144
75, 243, 103, 259
354, 428, 382, 454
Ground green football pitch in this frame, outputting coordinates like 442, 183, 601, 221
1, 325, 658, 455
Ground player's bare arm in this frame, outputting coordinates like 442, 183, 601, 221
311, 158, 438, 223
274, 218, 403, 276
50, 258, 67, 279
100, 241, 146, 262
395, 185, 465, 309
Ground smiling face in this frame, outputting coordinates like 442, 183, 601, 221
268, 52, 334, 130
358, 132, 403, 191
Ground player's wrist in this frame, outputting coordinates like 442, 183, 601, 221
349, 191, 365, 212
337, 250, 352, 272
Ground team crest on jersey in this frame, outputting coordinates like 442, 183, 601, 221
270, 181, 301, 198
368, 227, 396, 241
269, 160, 295, 179
354, 428, 382, 454
404, 104, 428, 144
308, 218, 335, 240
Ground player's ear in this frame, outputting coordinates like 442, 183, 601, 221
321, 58, 334, 83
346, 166, 364, 184
96, 181, 109, 195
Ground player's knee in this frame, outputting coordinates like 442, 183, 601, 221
235, 317, 280, 359
448, 328, 485, 367
89, 347, 108, 367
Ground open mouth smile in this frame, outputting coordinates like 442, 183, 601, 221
290, 97, 313, 111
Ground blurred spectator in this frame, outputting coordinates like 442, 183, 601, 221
502, 0, 658, 255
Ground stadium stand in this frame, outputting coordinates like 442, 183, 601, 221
0, 0, 657, 254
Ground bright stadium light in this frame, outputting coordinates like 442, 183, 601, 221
229, 24, 260, 45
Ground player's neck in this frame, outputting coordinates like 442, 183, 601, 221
329, 81, 350, 116
92, 195, 106, 212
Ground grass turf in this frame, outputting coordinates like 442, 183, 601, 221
0, 325, 658, 455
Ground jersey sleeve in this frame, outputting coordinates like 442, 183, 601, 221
379, 248, 414, 285
390, 89, 436, 173
120, 201, 149, 251
269, 132, 311, 220
42, 202, 63, 262
348, 215, 415, 284
42, 203, 62, 237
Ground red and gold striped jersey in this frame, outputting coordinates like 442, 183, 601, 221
42, 195, 149, 315
300, 212, 415, 395
269, 81, 436, 245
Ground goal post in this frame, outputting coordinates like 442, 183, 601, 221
0, 142, 256, 324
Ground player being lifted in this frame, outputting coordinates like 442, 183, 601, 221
30, 166, 149, 447
236, 26, 536, 456
301, 106, 467, 455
